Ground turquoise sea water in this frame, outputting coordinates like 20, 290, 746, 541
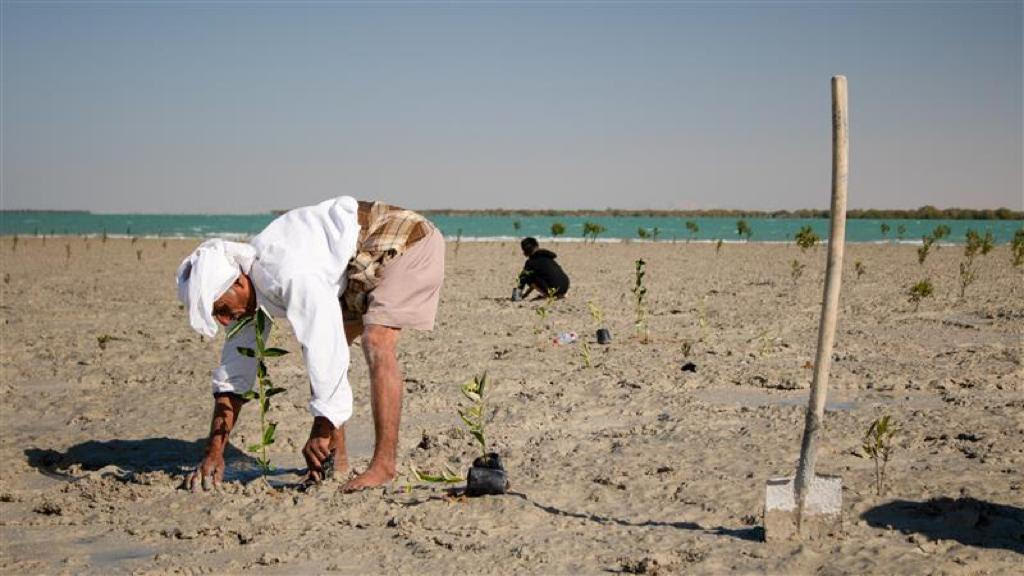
1, 211, 1021, 244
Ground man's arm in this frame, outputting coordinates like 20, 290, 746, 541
187, 392, 245, 492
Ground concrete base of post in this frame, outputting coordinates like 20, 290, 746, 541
764, 475, 843, 541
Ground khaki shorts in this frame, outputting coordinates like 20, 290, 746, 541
348, 226, 445, 330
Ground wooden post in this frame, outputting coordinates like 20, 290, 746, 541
794, 75, 848, 527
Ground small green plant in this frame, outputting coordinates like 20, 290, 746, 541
859, 415, 898, 496
411, 373, 491, 485
907, 279, 934, 311
932, 224, 951, 242
1011, 228, 1024, 267
880, 222, 890, 240
136, 249, 143, 262
854, 260, 866, 280
684, 220, 699, 242
534, 287, 557, 336
580, 339, 592, 368
680, 339, 693, 358
582, 221, 606, 243
512, 220, 521, 232
896, 224, 906, 240
227, 310, 289, 475
636, 227, 649, 240
550, 222, 565, 237
715, 238, 723, 254
459, 373, 489, 458
790, 259, 806, 287
587, 300, 604, 326
794, 226, 819, 252
455, 228, 463, 255
651, 227, 660, 242
131, 236, 138, 245
632, 258, 649, 342
917, 236, 935, 265
65, 243, 71, 263
736, 219, 752, 242
957, 229, 994, 299
11, 235, 17, 253
101, 229, 108, 243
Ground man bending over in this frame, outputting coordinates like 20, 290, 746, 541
176, 196, 444, 492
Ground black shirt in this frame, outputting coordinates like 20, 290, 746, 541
519, 249, 570, 296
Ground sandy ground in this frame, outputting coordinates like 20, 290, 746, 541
0, 235, 1021, 575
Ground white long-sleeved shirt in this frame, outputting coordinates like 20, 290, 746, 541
210, 196, 360, 427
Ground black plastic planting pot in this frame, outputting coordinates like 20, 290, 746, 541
511, 287, 523, 302
466, 453, 509, 497
596, 328, 612, 345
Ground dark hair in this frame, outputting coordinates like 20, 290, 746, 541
521, 237, 539, 252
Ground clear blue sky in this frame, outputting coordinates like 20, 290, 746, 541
2, 1, 1021, 214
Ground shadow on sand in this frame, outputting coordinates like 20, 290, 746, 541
862, 497, 1023, 554
24, 437, 284, 484
393, 488, 762, 542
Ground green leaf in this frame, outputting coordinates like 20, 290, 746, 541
248, 443, 263, 453
236, 346, 256, 357
266, 387, 287, 397
470, 430, 487, 451
257, 361, 267, 379
263, 347, 290, 357
225, 315, 254, 340
262, 422, 277, 445
241, 390, 257, 400
458, 410, 476, 429
255, 310, 266, 335
462, 390, 481, 403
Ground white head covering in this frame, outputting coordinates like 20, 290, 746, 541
176, 239, 257, 338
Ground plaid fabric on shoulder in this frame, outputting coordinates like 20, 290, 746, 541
342, 201, 429, 316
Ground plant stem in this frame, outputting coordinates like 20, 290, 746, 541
254, 313, 269, 472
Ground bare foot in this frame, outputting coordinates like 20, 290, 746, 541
342, 465, 395, 492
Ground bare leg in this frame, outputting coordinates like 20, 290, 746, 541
343, 323, 402, 491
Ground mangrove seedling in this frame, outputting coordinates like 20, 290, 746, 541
907, 279, 934, 311
795, 225, 819, 252
534, 287, 557, 337
636, 227, 649, 240
651, 227, 660, 242
854, 260, 866, 280
136, 249, 143, 262
459, 373, 489, 458
227, 309, 289, 475
512, 220, 521, 232
858, 415, 898, 496
880, 222, 890, 240
896, 224, 906, 241
790, 259, 806, 287
1011, 228, 1024, 267
65, 243, 71, 263
684, 220, 699, 242
11, 235, 17, 253
958, 229, 994, 299
736, 219, 752, 242
582, 221, 606, 243
632, 258, 649, 342
917, 236, 935, 265
550, 222, 565, 237
580, 339, 592, 368
715, 239, 723, 254
455, 228, 463, 256
587, 300, 604, 326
